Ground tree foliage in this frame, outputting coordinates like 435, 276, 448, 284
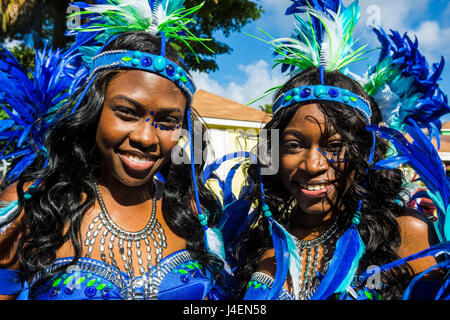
0, 0, 263, 72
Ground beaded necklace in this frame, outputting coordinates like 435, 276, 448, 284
291, 221, 339, 300
84, 180, 167, 299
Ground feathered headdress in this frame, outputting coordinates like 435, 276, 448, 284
361, 28, 449, 145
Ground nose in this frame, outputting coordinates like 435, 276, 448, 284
300, 146, 328, 176
128, 120, 158, 151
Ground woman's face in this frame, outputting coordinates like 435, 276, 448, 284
96, 70, 186, 187
279, 103, 350, 218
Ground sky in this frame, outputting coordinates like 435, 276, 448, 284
191, 0, 450, 121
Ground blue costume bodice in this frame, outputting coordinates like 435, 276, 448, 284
1, 249, 216, 300
243, 272, 383, 300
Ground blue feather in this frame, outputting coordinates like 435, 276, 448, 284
267, 217, 290, 300
0, 44, 80, 182
368, 121, 449, 242
368, 28, 450, 132
311, 224, 365, 299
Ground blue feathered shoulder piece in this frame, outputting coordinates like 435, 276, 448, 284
367, 119, 449, 243
362, 28, 450, 145
0, 44, 79, 182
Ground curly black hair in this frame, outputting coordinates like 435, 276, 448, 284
233, 67, 413, 300
10, 32, 223, 297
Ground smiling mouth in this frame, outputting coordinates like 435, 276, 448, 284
296, 182, 334, 198
118, 152, 157, 172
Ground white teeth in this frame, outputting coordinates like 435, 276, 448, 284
301, 184, 328, 191
126, 153, 151, 164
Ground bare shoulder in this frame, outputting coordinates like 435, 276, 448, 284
0, 182, 25, 269
256, 249, 276, 277
396, 206, 440, 276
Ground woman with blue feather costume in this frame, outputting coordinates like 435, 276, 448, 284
0, 0, 234, 300
231, 0, 445, 300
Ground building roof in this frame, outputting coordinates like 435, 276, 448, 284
192, 89, 271, 124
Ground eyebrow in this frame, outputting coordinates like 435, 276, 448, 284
111, 95, 183, 113
282, 128, 341, 141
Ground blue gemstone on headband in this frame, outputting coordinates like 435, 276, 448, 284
328, 88, 339, 98
132, 58, 140, 66
166, 64, 175, 76
176, 66, 184, 74
154, 56, 167, 72
84, 287, 97, 298
133, 51, 143, 58
293, 95, 300, 102
300, 88, 311, 98
293, 88, 300, 95
141, 57, 152, 67
174, 73, 181, 80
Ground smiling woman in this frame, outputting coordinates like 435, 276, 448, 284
234, 67, 440, 300
0, 1, 228, 301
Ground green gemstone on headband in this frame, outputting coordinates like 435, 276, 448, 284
181, 76, 187, 83
285, 95, 292, 101
154, 56, 167, 72
122, 56, 132, 62
96, 284, 106, 291
63, 275, 74, 285
76, 277, 85, 285
350, 96, 357, 102
87, 279, 96, 287
52, 278, 61, 287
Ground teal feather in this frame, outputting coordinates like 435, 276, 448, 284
311, 224, 365, 299
0, 200, 19, 233
204, 226, 232, 275
268, 218, 301, 299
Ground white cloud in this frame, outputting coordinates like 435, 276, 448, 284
192, 59, 288, 107
409, 21, 450, 63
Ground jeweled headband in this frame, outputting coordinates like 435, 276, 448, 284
89, 49, 196, 99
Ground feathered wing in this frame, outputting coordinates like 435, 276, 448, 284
367, 121, 449, 242
364, 28, 450, 139
0, 45, 78, 182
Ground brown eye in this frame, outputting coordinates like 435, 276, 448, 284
113, 106, 138, 120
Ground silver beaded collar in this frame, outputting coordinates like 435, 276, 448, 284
84, 180, 167, 300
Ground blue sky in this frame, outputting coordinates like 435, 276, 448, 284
192, 0, 450, 121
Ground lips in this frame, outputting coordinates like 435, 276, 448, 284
117, 151, 157, 172
296, 181, 334, 198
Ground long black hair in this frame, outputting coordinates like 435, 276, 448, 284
14, 32, 223, 296
234, 67, 413, 299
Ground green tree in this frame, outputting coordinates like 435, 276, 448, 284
0, 0, 263, 72
258, 104, 272, 114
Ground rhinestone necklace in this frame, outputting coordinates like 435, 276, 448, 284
291, 221, 339, 300
84, 180, 167, 300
